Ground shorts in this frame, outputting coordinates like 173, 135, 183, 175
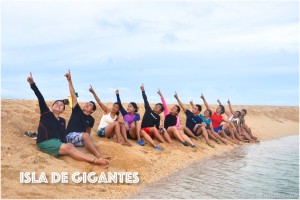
213, 125, 223, 134
141, 127, 154, 139
224, 129, 230, 136
37, 139, 63, 157
66, 132, 84, 146
126, 130, 136, 140
187, 127, 201, 136
97, 128, 106, 138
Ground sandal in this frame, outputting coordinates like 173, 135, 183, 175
24, 131, 37, 139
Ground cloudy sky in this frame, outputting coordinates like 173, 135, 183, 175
1, 1, 299, 106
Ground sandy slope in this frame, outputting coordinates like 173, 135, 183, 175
1, 99, 298, 199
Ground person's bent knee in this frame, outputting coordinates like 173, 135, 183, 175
82, 132, 90, 140
150, 127, 158, 133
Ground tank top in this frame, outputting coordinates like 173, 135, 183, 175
98, 112, 117, 130
229, 115, 240, 129
210, 112, 223, 128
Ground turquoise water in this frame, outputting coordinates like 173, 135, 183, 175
133, 135, 299, 199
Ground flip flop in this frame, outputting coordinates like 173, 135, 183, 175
155, 146, 162, 151
137, 140, 145, 146
24, 131, 37, 139
182, 141, 189, 146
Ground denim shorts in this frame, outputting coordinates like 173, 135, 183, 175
97, 128, 106, 138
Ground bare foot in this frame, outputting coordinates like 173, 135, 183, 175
93, 158, 109, 168
122, 142, 132, 146
98, 155, 112, 159
206, 142, 215, 148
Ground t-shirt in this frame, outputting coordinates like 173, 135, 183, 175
210, 112, 223, 128
141, 91, 160, 129
123, 113, 140, 128
66, 103, 95, 134
239, 116, 245, 125
185, 109, 203, 132
164, 114, 177, 129
199, 114, 212, 128
116, 93, 140, 128
229, 115, 240, 129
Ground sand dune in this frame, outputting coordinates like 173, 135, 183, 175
1, 99, 299, 199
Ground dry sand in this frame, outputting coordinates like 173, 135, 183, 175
1, 99, 299, 199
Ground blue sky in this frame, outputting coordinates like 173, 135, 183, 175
1, 1, 299, 106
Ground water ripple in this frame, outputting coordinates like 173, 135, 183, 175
132, 135, 299, 199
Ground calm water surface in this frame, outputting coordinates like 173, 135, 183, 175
132, 135, 299, 199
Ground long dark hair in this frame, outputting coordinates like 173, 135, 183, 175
113, 102, 121, 115
129, 102, 139, 112
219, 105, 225, 114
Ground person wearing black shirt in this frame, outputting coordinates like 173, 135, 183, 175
140, 84, 167, 151
28, 72, 109, 167
157, 89, 196, 148
174, 92, 215, 148
65, 70, 110, 160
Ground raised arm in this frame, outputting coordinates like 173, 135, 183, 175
200, 93, 213, 113
218, 98, 231, 117
227, 99, 235, 115
115, 89, 127, 116
174, 92, 186, 113
157, 88, 169, 116
64, 69, 78, 108
27, 72, 49, 114
217, 98, 223, 106
89, 85, 109, 114
189, 99, 195, 109
140, 84, 151, 111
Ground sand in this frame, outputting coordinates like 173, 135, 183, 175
1, 99, 299, 199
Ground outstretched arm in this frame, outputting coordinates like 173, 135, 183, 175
115, 89, 127, 116
227, 99, 235, 115
218, 98, 231, 117
189, 100, 195, 109
200, 93, 213, 112
27, 72, 49, 114
174, 92, 186, 113
157, 88, 169, 116
140, 84, 151, 111
89, 85, 109, 114
217, 98, 223, 106
65, 69, 78, 108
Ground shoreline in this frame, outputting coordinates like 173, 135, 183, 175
1, 99, 299, 199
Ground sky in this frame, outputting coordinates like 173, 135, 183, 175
1, 1, 299, 106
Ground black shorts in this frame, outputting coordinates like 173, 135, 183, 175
126, 130, 136, 140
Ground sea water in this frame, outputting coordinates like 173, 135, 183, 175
132, 135, 299, 199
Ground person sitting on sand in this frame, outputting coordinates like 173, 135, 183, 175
116, 89, 144, 146
226, 101, 258, 142
64, 70, 111, 162
240, 109, 258, 141
190, 100, 228, 145
158, 89, 197, 148
89, 86, 131, 145
200, 93, 239, 145
217, 99, 249, 143
28, 72, 109, 168
140, 84, 169, 151
174, 92, 214, 148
